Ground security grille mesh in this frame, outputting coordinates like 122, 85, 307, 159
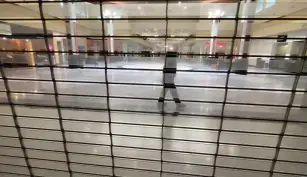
0, 0, 307, 177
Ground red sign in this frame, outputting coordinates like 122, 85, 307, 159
205, 41, 226, 46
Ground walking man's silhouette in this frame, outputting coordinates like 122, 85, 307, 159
158, 51, 185, 114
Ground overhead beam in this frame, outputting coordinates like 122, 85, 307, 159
88, 0, 238, 4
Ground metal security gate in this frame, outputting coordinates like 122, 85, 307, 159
0, 0, 307, 177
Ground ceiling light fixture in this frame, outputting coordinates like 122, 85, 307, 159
208, 9, 224, 18
2, 37, 6, 40
208, 11, 213, 18
178, 1, 181, 5
138, 6, 141, 10
105, 10, 111, 16
184, 6, 187, 9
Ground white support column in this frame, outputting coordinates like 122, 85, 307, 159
199, 42, 203, 59
122, 40, 128, 62
239, 0, 257, 59
64, 2, 77, 53
209, 20, 220, 55
107, 20, 114, 53
94, 40, 99, 58
200, 41, 205, 60
122, 40, 128, 53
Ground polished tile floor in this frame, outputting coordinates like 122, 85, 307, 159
0, 63, 307, 177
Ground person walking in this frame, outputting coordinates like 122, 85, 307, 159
158, 51, 185, 113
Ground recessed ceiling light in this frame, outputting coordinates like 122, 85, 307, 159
2, 37, 6, 40
26, 39, 29, 41
184, 6, 187, 9
138, 6, 141, 9
178, 1, 181, 4
105, 10, 110, 16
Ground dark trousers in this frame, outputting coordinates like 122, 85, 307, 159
158, 74, 181, 103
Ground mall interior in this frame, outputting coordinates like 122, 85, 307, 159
0, 0, 306, 70
1, 0, 307, 177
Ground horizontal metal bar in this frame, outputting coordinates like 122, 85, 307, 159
2, 144, 307, 168
1, 120, 307, 138
0, 154, 265, 174
12, 113, 307, 129
1, 34, 307, 40
0, 64, 305, 77
1, 134, 307, 153
2, 146, 307, 166
1, 90, 305, 107
2, 78, 304, 93
1, 68, 305, 78
0, 144, 268, 162
0, 0, 248, 3
1, 102, 307, 123
1, 49, 307, 60
0, 163, 113, 177
0, 124, 281, 145
1, 158, 307, 177
1, 17, 307, 21
0, 162, 211, 177
0, 0, 255, 4
0, 65, 303, 77
0, 0, 212, 3
1, 103, 307, 123
1, 0, 214, 3
110, 109, 307, 123
0, 171, 33, 177
3, 154, 220, 176
0, 97, 306, 112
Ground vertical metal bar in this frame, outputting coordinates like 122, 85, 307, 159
37, 1, 72, 176
269, 38, 307, 177
0, 60, 34, 177
160, 1, 169, 177
212, 2, 241, 177
99, 1, 115, 176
